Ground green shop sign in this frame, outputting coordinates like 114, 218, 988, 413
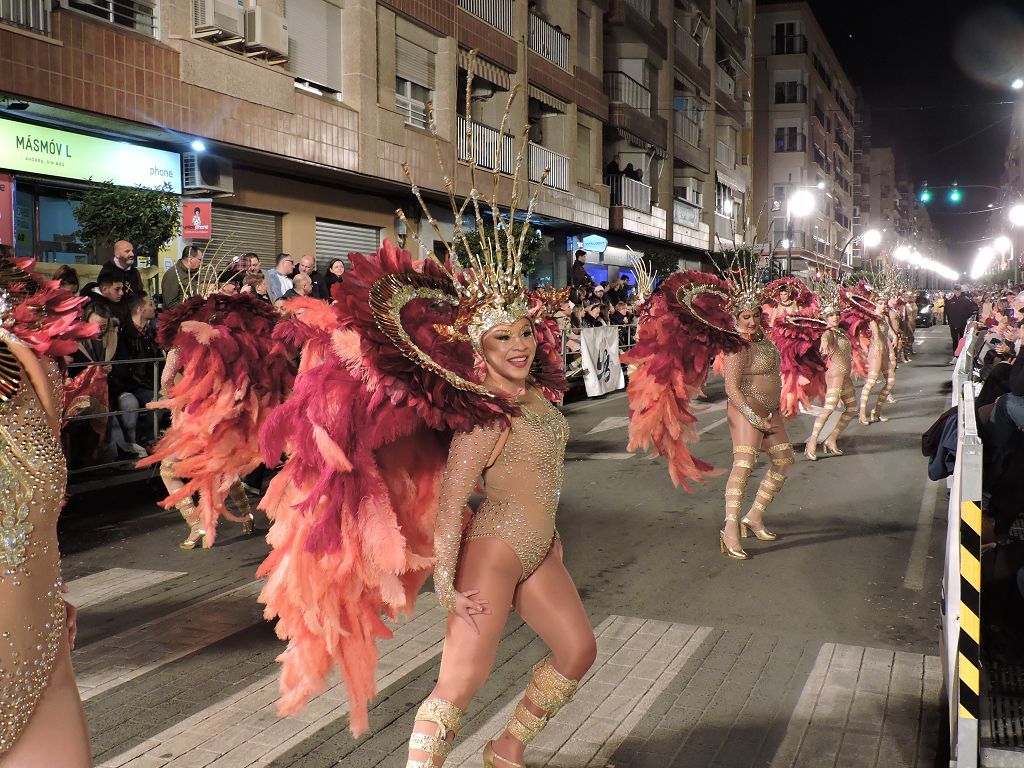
0, 118, 182, 194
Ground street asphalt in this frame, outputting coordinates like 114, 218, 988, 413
59, 324, 955, 767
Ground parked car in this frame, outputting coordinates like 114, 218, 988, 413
916, 302, 936, 327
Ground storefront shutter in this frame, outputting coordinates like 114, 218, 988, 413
315, 219, 380, 268
396, 36, 435, 89
209, 205, 282, 269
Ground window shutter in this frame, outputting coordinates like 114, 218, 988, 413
396, 36, 435, 90
286, 0, 342, 92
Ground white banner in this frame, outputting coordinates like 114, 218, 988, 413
579, 326, 626, 397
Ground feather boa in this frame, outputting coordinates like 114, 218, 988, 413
138, 292, 295, 544
257, 240, 567, 735
622, 270, 746, 490
4, 258, 98, 357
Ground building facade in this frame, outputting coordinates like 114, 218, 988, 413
0, 0, 754, 289
752, 0, 856, 276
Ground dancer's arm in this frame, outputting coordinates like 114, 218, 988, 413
722, 348, 770, 432
434, 422, 503, 611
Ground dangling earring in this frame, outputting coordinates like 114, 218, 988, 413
473, 351, 488, 382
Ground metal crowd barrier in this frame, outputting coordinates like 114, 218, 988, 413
941, 326, 984, 767
63, 355, 164, 478
558, 322, 637, 384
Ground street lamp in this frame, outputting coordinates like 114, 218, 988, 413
782, 190, 816, 276
971, 246, 996, 281
1008, 204, 1024, 284
893, 244, 912, 261
1013, 78, 1024, 90
838, 228, 882, 270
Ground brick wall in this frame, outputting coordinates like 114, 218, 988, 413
380, 0, 455, 37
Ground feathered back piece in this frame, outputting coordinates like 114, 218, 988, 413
841, 282, 880, 379
630, 252, 656, 304
138, 292, 295, 544
811, 272, 842, 317
763, 276, 813, 311
256, 240, 567, 736
0, 254, 97, 403
623, 270, 746, 490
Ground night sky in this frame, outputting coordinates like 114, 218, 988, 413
800, 1, 1023, 269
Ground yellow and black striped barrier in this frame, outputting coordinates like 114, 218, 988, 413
958, 500, 982, 723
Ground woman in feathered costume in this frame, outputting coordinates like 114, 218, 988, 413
624, 260, 793, 561
0, 248, 96, 765
138, 266, 294, 548
857, 268, 898, 425
257, 71, 594, 768
803, 276, 857, 459
761, 277, 825, 418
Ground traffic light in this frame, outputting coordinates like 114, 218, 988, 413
919, 186, 931, 203
948, 184, 961, 204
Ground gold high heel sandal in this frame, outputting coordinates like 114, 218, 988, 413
740, 516, 778, 542
822, 442, 844, 456
804, 442, 817, 461
719, 516, 749, 559
177, 500, 206, 550
483, 742, 523, 768
228, 484, 256, 535
406, 698, 462, 768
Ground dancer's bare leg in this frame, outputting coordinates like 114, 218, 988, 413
487, 543, 597, 764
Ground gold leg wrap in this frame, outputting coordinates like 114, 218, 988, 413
725, 446, 757, 522
504, 657, 579, 746
228, 482, 255, 534
406, 698, 462, 768
827, 387, 857, 444
808, 387, 841, 450
859, 375, 879, 420
873, 375, 894, 419
748, 445, 793, 518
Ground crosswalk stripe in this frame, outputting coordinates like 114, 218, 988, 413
448, 616, 713, 767
98, 601, 450, 768
75, 581, 264, 701
66, 568, 187, 610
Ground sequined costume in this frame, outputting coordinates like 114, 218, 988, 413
859, 312, 893, 423
806, 327, 856, 456
434, 388, 567, 608
0, 255, 95, 763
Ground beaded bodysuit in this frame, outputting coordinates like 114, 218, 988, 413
725, 337, 783, 420
0, 336, 67, 756
434, 388, 568, 610
823, 328, 852, 379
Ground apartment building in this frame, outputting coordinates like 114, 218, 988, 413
751, 0, 856, 276
0, 0, 754, 286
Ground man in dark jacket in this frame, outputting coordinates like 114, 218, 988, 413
98, 239, 145, 296
570, 250, 595, 293
161, 245, 204, 310
945, 285, 978, 353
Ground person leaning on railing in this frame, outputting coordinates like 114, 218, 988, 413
110, 292, 163, 450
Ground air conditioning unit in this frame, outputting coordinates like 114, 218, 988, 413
245, 7, 289, 63
193, 0, 244, 43
183, 153, 234, 195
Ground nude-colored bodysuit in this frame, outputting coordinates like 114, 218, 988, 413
0, 337, 67, 756
433, 388, 568, 610
823, 328, 852, 379
728, 337, 783, 420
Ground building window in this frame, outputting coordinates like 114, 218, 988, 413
69, 0, 156, 37
774, 81, 806, 104
774, 127, 804, 152
772, 21, 804, 54
395, 78, 430, 128
715, 181, 735, 219
287, 0, 343, 93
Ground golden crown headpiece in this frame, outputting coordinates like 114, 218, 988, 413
175, 237, 250, 301
396, 52, 545, 351
628, 249, 655, 305
813, 272, 842, 317
716, 251, 766, 314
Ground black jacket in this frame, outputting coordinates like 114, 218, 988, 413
98, 260, 144, 296
111, 321, 162, 394
570, 263, 594, 289
945, 294, 978, 327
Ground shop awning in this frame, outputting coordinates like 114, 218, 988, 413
458, 49, 512, 90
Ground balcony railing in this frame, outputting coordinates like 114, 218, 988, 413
812, 146, 832, 175
457, 0, 512, 36
528, 12, 570, 71
673, 199, 701, 229
604, 71, 652, 115
456, 116, 516, 176
607, 174, 652, 212
624, 0, 651, 15
771, 34, 807, 55
716, 140, 736, 168
528, 142, 570, 192
67, 0, 157, 37
718, 0, 739, 29
674, 22, 702, 65
716, 66, 736, 98
1, 0, 50, 33
674, 111, 701, 147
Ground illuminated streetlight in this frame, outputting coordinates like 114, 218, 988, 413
971, 246, 996, 280
1013, 78, 1024, 90
787, 189, 816, 218
862, 229, 882, 248
893, 245, 912, 261
1009, 203, 1024, 227
994, 235, 1012, 254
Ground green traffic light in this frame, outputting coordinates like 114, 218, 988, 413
948, 188, 961, 203
920, 190, 932, 203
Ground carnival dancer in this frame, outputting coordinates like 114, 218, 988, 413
858, 287, 894, 425
138, 267, 294, 548
624, 258, 793, 561
764, 277, 825, 419
803, 278, 856, 459
764, 278, 809, 327
256, 66, 593, 768
0, 250, 96, 765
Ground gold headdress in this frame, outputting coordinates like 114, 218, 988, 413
391, 51, 542, 352
812, 272, 842, 317
718, 252, 766, 314
629, 250, 655, 304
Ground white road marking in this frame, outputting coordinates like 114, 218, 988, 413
98, 602, 451, 768
561, 392, 627, 413
586, 416, 630, 435
566, 452, 636, 461
76, 581, 264, 701
904, 479, 942, 591
448, 617, 713, 767
697, 416, 728, 435
66, 568, 187, 610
